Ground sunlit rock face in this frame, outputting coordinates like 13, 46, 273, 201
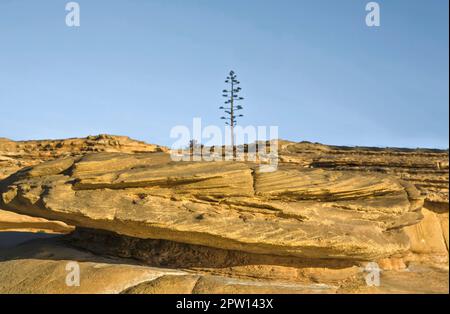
0, 135, 166, 233
277, 140, 449, 260
0, 136, 448, 294
0, 151, 423, 260
277, 140, 448, 206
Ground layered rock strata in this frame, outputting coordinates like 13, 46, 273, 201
0, 136, 448, 294
0, 135, 166, 233
0, 152, 423, 260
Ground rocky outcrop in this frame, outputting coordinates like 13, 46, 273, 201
0, 135, 166, 180
404, 207, 449, 257
0, 237, 187, 294
0, 152, 423, 260
0, 235, 447, 294
0, 136, 448, 294
276, 141, 449, 260
0, 209, 73, 233
278, 141, 448, 206
0, 135, 166, 233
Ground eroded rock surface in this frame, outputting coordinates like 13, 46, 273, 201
0, 235, 447, 294
278, 141, 448, 206
0, 152, 423, 260
0, 237, 185, 294
0, 136, 448, 294
0, 135, 166, 180
0, 210, 73, 233
0, 135, 166, 233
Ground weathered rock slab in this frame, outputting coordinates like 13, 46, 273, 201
0, 152, 424, 260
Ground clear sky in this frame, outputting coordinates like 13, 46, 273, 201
0, 0, 448, 148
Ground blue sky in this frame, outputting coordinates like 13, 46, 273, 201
0, 0, 448, 148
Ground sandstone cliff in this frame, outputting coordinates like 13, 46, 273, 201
0, 135, 167, 233
0, 152, 424, 260
0, 136, 448, 294
0, 135, 166, 180
277, 141, 449, 260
